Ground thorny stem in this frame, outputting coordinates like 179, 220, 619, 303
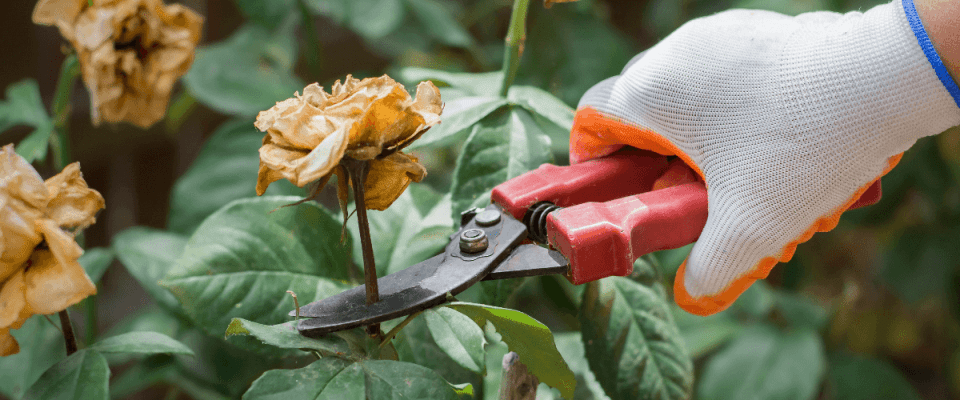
341, 158, 381, 337
50, 54, 80, 171
58, 310, 78, 355
499, 0, 532, 97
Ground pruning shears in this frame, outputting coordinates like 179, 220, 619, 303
292, 148, 882, 338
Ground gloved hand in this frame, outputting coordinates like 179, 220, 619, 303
571, 0, 960, 315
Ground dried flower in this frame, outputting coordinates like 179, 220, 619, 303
32, 0, 203, 128
254, 75, 442, 211
0, 145, 105, 356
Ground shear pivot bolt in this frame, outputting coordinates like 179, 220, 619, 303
459, 229, 488, 253
475, 209, 501, 226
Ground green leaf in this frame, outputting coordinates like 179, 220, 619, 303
225, 318, 352, 357
0, 318, 66, 399
880, 227, 958, 304
242, 358, 460, 400
774, 291, 828, 330
548, 332, 610, 400
234, 0, 297, 29
347, 186, 454, 276
392, 317, 479, 388
670, 305, 742, 358
346, 0, 405, 39
0, 80, 54, 162
184, 24, 303, 116
444, 302, 575, 398
88, 332, 194, 356
167, 119, 302, 235
22, 350, 109, 400
507, 86, 574, 131
698, 324, 825, 400
408, 97, 509, 150
161, 196, 352, 348
405, 0, 472, 47
579, 277, 693, 400
112, 227, 187, 312
827, 353, 921, 400
450, 106, 553, 220
79, 247, 113, 284
396, 68, 504, 99
423, 308, 485, 373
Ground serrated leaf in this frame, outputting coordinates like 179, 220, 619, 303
112, 227, 187, 312
423, 308, 485, 373
507, 86, 573, 131
161, 197, 352, 351
242, 358, 459, 400
392, 317, 479, 388
22, 350, 109, 400
0, 80, 54, 163
827, 353, 921, 400
167, 119, 303, 235
225, 319, 352, 357
670, 305, 742, 358
184, 24, 303, 116
347, 186, 454, 276
450, 106, 553, 220
580, 277, 693, 400
0, 318, 65, 399
549, 332, 610, 400
698, 324, 825, 400
444, 302, 575, 399
88, 332, 194, 356
79, 247, 113, 284
405, 0, 472, 47
407, 97, 508, 150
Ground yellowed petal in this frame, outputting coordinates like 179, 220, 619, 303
0, 328, 18, 357
0, 145, 49, 210
22, 248, 95, 316
256, 124, 349, 193
364, 152, 427, 211
44, 162, 105, 231
73, 8, 116, 50
32, 0, 85, 41
0, 271, 26, 329
0, 145, 47, 281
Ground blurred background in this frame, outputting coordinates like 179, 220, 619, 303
3, 0, 959, 398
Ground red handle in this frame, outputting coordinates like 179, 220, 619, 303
490, 149, 883, 285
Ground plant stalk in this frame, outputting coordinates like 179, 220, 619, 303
341, 158, 381, 337
50, 54, 80, 171
499, 0, 532, 97
58, 310, 78, 355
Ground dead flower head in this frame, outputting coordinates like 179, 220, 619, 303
32, 0, 203, 128
0, 145, 105, 356
254, 75, 442, 211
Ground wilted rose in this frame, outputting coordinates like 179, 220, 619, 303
0, 145, 105, 356
254, 75, 442, 211
32, 0, 203, 128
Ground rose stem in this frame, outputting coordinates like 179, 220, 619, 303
342, 158, 381, 337
499, 0, 531, 97
58, 310, 78, 355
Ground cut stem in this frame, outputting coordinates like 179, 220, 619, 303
58, 310, 78, 355
341, 158, 381, 337
499, 0, 532, 97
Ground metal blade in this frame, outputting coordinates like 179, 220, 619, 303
480, 244, 569, 281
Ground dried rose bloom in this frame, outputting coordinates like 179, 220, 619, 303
254, 75, 443, 211
0, 145, 105, 356
32, 0, 203, 128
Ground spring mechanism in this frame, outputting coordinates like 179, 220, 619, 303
523, 202, 562, 244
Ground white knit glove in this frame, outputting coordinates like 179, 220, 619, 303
571, 0, 960, 315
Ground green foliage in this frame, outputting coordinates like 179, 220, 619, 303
423, 308, 486, 373
87, 332, 194, 356
0, 80, 54, 162
579, 276, 693, 400
184, 24, 303, 116
167, 119, 303, 235
22, 350, 110, 400
78, 247, 114, 284
826, 353, 922, 400
698, 324, 825, 400
112, 227, 188, 312
225, 319, 352, 357
0, 318, 66, 399
161, 197, 353, 345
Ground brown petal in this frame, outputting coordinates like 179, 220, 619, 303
256, 124, 349, 194
22, 246, 95, 316
32, 0, 85, 40
0, 328, 18, 357
363, 152, 427, 211
0, 271, 26, 329
44, 162, 106, 231
0, 145, 50, 211
0, 197, 42, 283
